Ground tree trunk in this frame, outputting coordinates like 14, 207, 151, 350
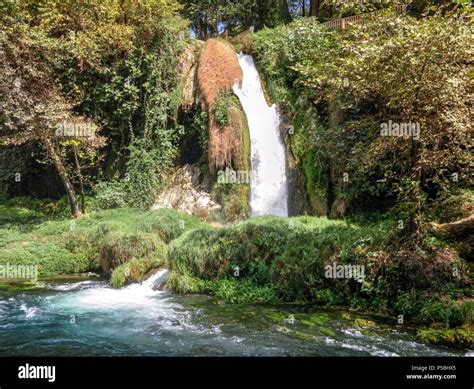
73, 147, 85, 214
326, 160, 335, 218
310, 0, 320, 18
407, 137, 422, 245
427, 215, 474, 240
427, 215, 474, 261
43, 137, 82, 219
280, 0, 292, 24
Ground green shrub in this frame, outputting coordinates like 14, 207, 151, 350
312, 288, 344, 307
168, 215, 471, 326
168, 216, 385, 302
393, 291, 473, 327
0, 239, 91, 276
138, 208, 210, 243
419, 298, 466, 328
427, 189, 474, 223
212, 183, 249, 222
95, 181, 128, 209
166, 271, 212, 295
96, 231, 166, 274
213, 92, 232, 127
463, 301, 474, 324
212, 278, 282, 304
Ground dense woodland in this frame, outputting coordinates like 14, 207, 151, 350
0, 0, 472, 347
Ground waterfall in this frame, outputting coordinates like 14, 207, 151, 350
233, 53, 288, 217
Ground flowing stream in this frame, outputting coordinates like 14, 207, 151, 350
233, 53, 288, 217
0, 277, 467, 356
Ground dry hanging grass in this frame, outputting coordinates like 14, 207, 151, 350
208, 104, 247, 172
198, 39, 244, 172
198, 39, 242, 107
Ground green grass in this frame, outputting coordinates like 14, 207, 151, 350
168, 216, 387, 302
167, 215, 472, 328
0, 196, 208, 279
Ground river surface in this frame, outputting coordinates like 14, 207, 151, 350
0, 276, 469, 357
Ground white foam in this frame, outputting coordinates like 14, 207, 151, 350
233, 53, 288, 217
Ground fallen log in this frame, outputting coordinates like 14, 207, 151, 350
427, 215, 474, 261
427, 214, 474, 240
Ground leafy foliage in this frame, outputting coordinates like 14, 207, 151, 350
0, 0, 188, 213
213, 92, 232, 128
252, 8, 473, 235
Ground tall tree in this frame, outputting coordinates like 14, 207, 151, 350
0, 6, 100, 218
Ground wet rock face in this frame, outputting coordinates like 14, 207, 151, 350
153, 164, 221, 218
278, 106, 311, 217
178, 40, 205, 109
287, 163, 311, 216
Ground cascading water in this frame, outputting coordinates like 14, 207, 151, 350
46, 268, 170, 309
233, 53, 288, 217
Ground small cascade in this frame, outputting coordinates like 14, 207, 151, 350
233, 53, 288, 217
61, 269, 170, 309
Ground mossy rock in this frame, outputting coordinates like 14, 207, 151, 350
110, 256, 166, 288
0, 281, 43, 292
292, 330, 315, 340
318, 326, 337, 338
355, 318, 377, 328
417, 327, 473, 348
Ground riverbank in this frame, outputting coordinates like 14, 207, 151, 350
0, 196, 472, 348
